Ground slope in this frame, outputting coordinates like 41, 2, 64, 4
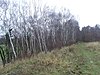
0, 42, 100, 75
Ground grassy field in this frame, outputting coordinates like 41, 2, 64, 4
0, 42, 100, 75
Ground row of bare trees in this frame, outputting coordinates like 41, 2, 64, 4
0, 0, 81, 65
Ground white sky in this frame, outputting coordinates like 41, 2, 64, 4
40, 0, 100, 28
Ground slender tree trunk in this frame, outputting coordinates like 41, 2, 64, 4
25, 34, 30, 56
8, 32, 17, 58
36, 29, 42, 52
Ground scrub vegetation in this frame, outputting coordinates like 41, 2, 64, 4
0, 42, 100, 75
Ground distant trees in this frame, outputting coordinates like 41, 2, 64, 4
81, 25, 100, 42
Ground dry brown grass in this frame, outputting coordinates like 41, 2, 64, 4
86, 42, 100, 51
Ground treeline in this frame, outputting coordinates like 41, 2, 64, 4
81, 25, 100, 42
0, 0, 100, 66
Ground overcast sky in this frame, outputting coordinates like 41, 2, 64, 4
38, 0, 100, 28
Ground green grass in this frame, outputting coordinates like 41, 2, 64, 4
0, 44, 6, 65
0, 42, 100, 75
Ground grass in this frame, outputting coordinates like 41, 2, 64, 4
0, 42, 100, 75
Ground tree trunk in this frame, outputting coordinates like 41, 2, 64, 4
8, 32, 17, 58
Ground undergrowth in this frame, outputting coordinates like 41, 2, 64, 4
0, 42, 100, 75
